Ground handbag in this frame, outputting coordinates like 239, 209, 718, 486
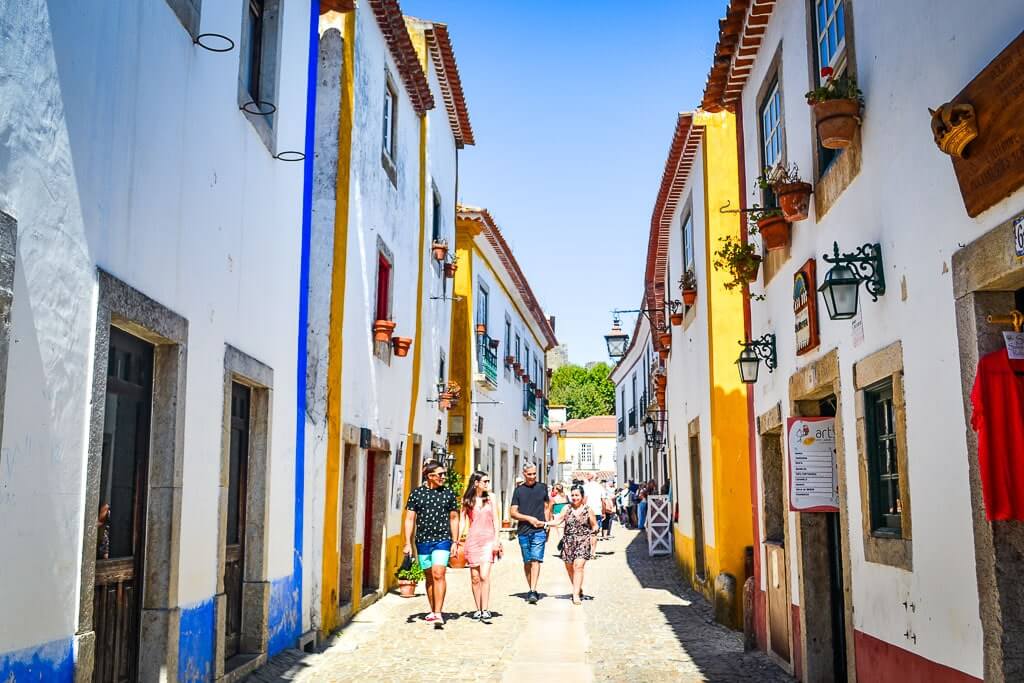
395, 551, 413, 577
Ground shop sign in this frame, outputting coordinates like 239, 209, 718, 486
788, 417, 839, 512
948, 31, 1024, 217
1014, 213, 1024, 257
793, 259, 820, 355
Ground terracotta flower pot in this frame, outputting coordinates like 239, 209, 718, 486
535, 388, 544, 399
439, 398, 451, 411
444, 262, 457, 278
432, 242, 449, 261
658, 348, 669, 361
655, 375, 667, 388
373, 319, 397, 343
744, 256, 763, 283
398, 580, 418, 598
776, 181, 813, 222
392, 336, 413, 357
757, 214, 791, 252
659, 332, 672, 347
682, 288, 697, 307
505, 355, 516, 367
670, 312, 684, 326
475, 323, 487, 335
812, 98, 861, 149
489, 338, 500, 350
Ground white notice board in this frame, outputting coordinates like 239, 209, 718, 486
787, 417, 839, 512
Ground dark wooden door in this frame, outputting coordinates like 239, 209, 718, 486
94, 328, 154, 683
362, 452, 375, 591
224, 382, 251, 661
827, 511, 848, 682
689, 436, 706, 581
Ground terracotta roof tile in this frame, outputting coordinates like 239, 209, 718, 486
701, 0, 778, 113
369, 0, 434, 114
562, 416, 617, 434
425, 23, 475, 148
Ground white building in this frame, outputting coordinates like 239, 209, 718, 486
450, 206, 557, 520
558, 416, 618, 482
0, 0, 315, 679
309, 2, 472, 637
609, 310, 658, 485
702, 0, 1024, 680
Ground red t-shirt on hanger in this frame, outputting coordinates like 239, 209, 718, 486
971, 348, 1024, 520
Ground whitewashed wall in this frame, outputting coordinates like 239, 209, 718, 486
738, 0, 1024, 676
0, 0, 309, 672
565, 434, 617, 473
611, 318, 652, 484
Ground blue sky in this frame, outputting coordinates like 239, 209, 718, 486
403, 0, 725, 365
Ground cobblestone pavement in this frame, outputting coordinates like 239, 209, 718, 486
247, 529, 793, 682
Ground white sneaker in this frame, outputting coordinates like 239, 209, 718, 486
424, 612, 440, 623
434, 612, 445, 626
471, 610, 482, 620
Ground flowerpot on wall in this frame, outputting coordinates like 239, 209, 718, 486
439, 398, 451, 411
655, 375, 667, 388
658, 348, 669, 361
505, 355, 516, 367
373, 319, 397, 343
744, 255, 763, 283
475, 323, 487, 335
444, 262, 457, 278
489, 338, 500, 350
658, 332, 672, 347
535, 388, 544, 399
392, 337, 413, 357
812, 98, 861, 149
776, 181, 813, 222
757, 214, 791, 252
682, 289, 697, 307
398, 580, 418, 598
432, 241, 449, 261
670, 312, 684, 326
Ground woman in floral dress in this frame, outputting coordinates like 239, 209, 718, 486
459, 470, 502, 620
546, 484, 597, 604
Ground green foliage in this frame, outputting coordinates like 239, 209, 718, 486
397, 559, 425, 582
549, 362, 616, 419
805, 70, 863, 104
714, 235, 764, 301
445, 469, 466, 499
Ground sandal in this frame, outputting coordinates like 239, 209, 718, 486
572, 594, 582, 605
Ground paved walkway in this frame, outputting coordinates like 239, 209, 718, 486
246, 529, 792, 682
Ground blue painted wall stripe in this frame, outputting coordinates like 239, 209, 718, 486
0, 637, 73, 682
178, 598, 215, 683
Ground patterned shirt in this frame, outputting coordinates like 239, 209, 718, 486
405, 485, 459, 543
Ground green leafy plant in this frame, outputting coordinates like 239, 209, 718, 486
805, 67, 863, 104
755, 168, 777, 192
548, 363, 616, 419
747, 204, 783, 224
445, 469, 466, 499
678, 269, 697, 293
714, 234, 764, 301
396, 559, 425, 582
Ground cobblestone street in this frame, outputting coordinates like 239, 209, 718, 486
247, 530, 792, 682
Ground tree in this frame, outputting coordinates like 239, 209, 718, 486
549, 362, 616, 419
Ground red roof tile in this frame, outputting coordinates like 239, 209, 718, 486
369, 0, 434, 114
425, 23, 475, 148
701, 0, 778, 113
562, 416, 617, 435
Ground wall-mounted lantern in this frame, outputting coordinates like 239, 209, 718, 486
642, 415, 661, 449
819, 242, 885, 321
604, 314, 629, 360
736, 333, 777, 384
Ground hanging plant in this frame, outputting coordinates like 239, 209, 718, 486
771, 163, 813, 222
806, 67, 864, 149
749, 204, 790, 252
444, 254, 458, 278
678, 269, 698, 307
714, 234, 764, 300
432, 239, 449, 261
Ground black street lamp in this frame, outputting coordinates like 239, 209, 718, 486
604, 314, 629, 360
819, 242, 885, 320
736, 334, 777, 384
642, 415, 661, 449
443, 450, 456, 469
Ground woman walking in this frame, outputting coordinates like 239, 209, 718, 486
546, 484, 597, 605
459, 470, 502, 621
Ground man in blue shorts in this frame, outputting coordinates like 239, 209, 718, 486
404, 460, 460, 626
510, 464, 551, 604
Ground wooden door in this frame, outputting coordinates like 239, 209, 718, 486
827, 511, 849, 682
362, 452, 375, 591
223, 382, 251, 661
688, 436, 706, 581
94, 328, 154, 683
766, 542, 791, 661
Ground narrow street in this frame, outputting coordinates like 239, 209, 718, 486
247, 530, 791, 682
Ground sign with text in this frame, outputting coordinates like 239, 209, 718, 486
793, 259, 820, 355
1014, 214, 1024, 258
787, 417, 839, 512
950, 31, 1024, 217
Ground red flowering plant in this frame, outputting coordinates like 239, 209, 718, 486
805, 66, 863, 104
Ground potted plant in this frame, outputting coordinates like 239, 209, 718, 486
505, 355, 516, 367
658, 331, 672, 348
771, 163, 813, 222
670, 308, 684, 326
488, 338, 500, 350
714, 234, 763, 299
396, 559, 424, 597
658, 348, 669, 361
391, 336, 413, 357
373, 319, 397, 343
444, 254, 458, 278
432, 239, 449, 261
806, 67, 863, 149
438, 379, 461, 410
750, 205, 789, 251
535, 387, 544, 399
475, 323, 487, 336
679, 269, 698, 307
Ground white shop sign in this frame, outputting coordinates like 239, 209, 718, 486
787, 417, 839, 512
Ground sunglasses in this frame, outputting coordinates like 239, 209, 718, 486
429, 470, 447, 477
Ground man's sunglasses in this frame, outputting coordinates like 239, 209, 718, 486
429, 470, 447, 477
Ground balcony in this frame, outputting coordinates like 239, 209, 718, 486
617, 417, 625, 440
475, 333, 499, 388
628, 407, 638, 433
523, 384, 537, 420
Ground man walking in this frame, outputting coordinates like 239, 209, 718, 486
403, 460, 460, 626
510, 464, 550, 604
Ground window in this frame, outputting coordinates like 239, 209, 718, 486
375, 253, 392, 322
524, 347, 530, 380
515, 334, 521, 365
815, 0, 847, 77
631, 373, 637, 414
579, 443, 594, 468
383, 80, 397, 161
681, 213, 694, 275
431, 187, 443, 242
865, 379, 901, 536
476, 284, 489, 330
760, 78, 784, 207
238, 0, 281, 152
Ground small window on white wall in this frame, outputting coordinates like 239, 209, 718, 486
579, 443, 594, 467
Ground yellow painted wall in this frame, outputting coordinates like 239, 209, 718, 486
448, 219, 480, 481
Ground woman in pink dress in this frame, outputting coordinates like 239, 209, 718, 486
459, 470, 502, 621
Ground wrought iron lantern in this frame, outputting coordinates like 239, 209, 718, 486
819, 242, 885, 321
442, 449, 456, 469
604, 314, 629, 360
736, 334, 777, 384
642, 415, 661, 449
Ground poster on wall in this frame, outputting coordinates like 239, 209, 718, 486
793, 259, 820, 355
787, 417, 839, 512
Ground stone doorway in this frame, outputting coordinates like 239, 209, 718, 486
360, 450, 390, 598
337, 444, 360, 613
757, 403, 792, 670
953, 219, 1024, 683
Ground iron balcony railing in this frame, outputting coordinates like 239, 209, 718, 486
523, 384, 537, 419
628, 407, 638, 432
477, 333, 499, 387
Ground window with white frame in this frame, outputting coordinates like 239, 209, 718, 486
760, 78, 783, 206
383, 79, 397, 162
579, 443, 594, 468
681, 212, 694, 275
815, 0, 847, 80
238, 0, 282, 152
